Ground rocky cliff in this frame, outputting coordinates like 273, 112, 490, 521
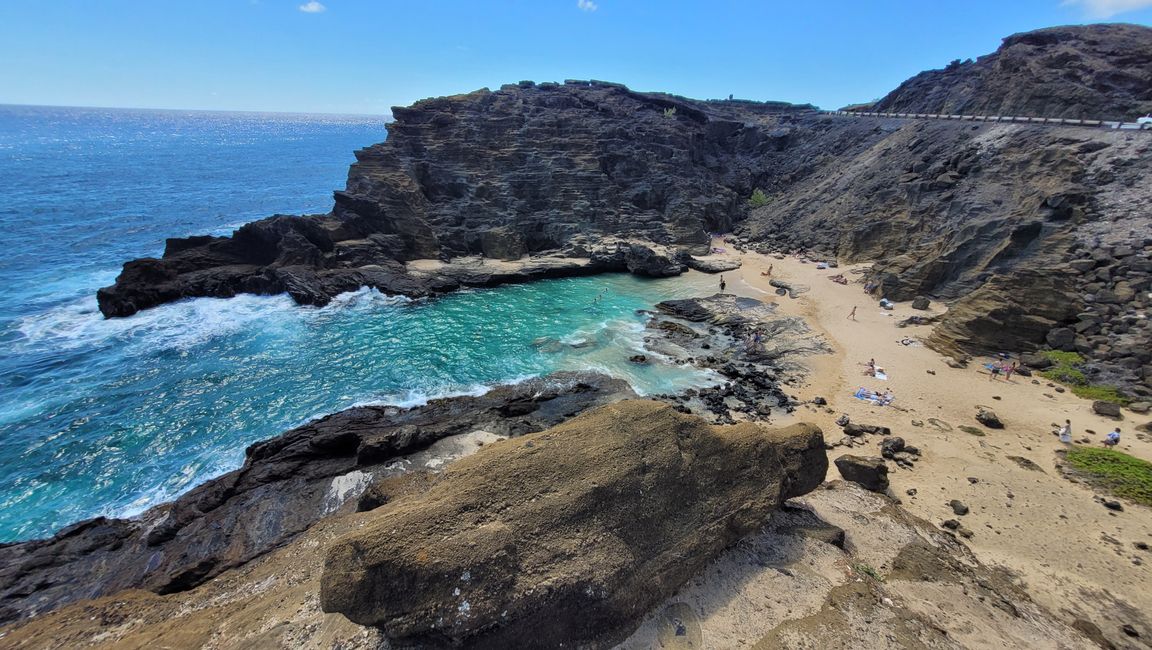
98, 27, 1152, 388
96, 82, 814, 317
870, 23, 1152, 121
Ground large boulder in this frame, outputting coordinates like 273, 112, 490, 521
833, 455, 890, 493
684, 256, 742, 273
320, 400, 827, 648
1093, 401, 1123, 419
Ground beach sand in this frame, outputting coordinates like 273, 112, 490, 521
713, 242, 1152, 637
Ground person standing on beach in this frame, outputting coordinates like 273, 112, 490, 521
988, 360, 1002, 381
848, 306, 857, 321
719, 275, 726, 292
1004, 362, 1017, 381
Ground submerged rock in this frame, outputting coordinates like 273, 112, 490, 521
319, 400, 827, 648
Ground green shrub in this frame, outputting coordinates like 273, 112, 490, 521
1039, 366, 1087, 385
852, 562, 883, 581
1036, 349, 1128, 404
662, 107, 677, 118
1070, 384, 1130, 405
1042, 350, 1085, 366
1065, 447, 1152, 507
748, 188, 770, 208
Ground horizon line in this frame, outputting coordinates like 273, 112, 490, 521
0, 101, 392, 119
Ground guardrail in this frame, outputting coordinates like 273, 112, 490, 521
825, 110, 1152, 131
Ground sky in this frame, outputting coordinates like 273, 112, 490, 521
1, 0, 1150, 115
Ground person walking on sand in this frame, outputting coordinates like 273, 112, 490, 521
719, 275, 726, 292
1057, 419, 1072, 445
848, 306, 857, 321
988, 360, 1002, 381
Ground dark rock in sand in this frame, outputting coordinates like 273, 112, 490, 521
976, 408, 1004, 429
834, 455, 890, 493
950, 500, 970, 516
911, 296, 931, 310
319, 400, 827, 648
1093, 401, 1123, 419
879, 437, 906, 459
843, 422, 892, 437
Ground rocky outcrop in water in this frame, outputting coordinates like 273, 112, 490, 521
0, 373, 633, 626
319, 400, 827, 648
869, 24, 1152, 121
97, 84, 814, 317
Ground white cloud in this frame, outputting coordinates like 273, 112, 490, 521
1062, 0, 1152, 17
577, 0, 598, 12
299, 1, 326, 13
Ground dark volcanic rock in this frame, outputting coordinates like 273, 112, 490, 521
98, 83, 815, 317
834, 455, 890, 493
0, 372, 634, 626
1093, 401, 1123, 418
976, 408, 1005, 429
871, 24, 1152, 121
319, 401, 827, 648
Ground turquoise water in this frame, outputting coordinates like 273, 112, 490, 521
0, 106, 714, 542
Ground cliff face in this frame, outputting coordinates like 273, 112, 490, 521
871, 24, 1152, 121
96, 82, 814, 317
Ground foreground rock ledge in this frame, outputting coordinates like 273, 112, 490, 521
319, 400, 827, 648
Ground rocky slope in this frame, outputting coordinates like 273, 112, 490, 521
870, 23, 1152, 121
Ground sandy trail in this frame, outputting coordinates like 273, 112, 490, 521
710, 242, 1152, 639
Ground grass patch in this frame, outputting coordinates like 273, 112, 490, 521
959, 425, 985, 436
747, 188, 770, 208
852, 562, 883, 581
1071, 384, 1130, 405
1042, 350, 1085, 366
1065, 447, 1152, 507
1036, 350, 1129, 405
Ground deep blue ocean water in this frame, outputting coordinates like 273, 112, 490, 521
0, 105, 713, 542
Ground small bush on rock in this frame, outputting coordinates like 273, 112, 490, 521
748, 189, 770, 208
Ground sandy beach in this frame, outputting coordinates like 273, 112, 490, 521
711, 243, 1152, 637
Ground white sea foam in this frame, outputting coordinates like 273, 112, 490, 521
12, 286, 411, 355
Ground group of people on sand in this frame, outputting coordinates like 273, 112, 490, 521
1054, 419, 1124, 448
987, 358, 1019, 381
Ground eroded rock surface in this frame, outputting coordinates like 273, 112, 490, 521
319, 400, 827, 648
0, 372, 633, 626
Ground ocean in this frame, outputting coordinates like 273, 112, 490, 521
0, 105, 715, 542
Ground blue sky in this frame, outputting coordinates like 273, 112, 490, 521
1, 0, 1150, 115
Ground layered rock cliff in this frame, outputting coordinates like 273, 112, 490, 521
870, 23, 1152, 120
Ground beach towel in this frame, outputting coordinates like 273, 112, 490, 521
874, 371, 888, 381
